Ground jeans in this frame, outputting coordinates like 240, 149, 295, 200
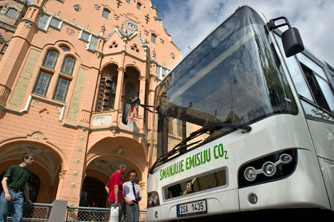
0, 190, 24, 222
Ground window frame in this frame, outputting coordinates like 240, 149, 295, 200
38, 14, 63, 31
151, 33, 157, 44
32, 46, 76, 103
102, 9, 110, 19
5, 8, 17, 18
79, 30, 99, 52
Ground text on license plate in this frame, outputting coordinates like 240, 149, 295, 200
177, 200, 207, 217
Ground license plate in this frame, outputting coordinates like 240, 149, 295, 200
177, 200, 207, 217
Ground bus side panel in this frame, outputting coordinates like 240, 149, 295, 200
318, 158, 334, 211
306, 119, 334, 161
239, 149, 331, 211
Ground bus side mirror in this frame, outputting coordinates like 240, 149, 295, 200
266, 17, 305, 57
282, 27, 304, 57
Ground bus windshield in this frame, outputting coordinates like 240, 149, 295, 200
150, 6, 298, 169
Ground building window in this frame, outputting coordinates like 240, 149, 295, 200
1, 44, 8, 53
171, 53, 175, 59
169, 118, 174, 135
102, 9, 110, 19
126, 0, 130, 3
38, 14, 63, 31
137, 3, 141, 9
38, 14, 50, 30
53, 77, 70, 102
151, 34, 156, 43
156, 65, 161, 80
61, 57, 76, 76
130, 44, 139, 53
79, 31, 90, 42
32, 47, 76, 103
97, 75, 117, 112
79, 31, 99, 52
177, 119, 182, 137
60, 46, 70, 52
5, 8, 17, 18
88, 36, 98, 51
109, 41, 118, 48
32, 71, 52, 96
42, 50, 59, 70
50, 18, 62, 29
162, 67, 167, 77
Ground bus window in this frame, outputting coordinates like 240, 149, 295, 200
274, 34, 314, 102
298, 56, 334, 114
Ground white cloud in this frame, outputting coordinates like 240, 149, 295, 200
159, 0, 334, 66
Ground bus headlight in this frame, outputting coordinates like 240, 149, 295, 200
244, 166, 257, 181
239, 149, 297, 188
262, 162, 276, 177
147, 191, 160, 208
280, 153, 293, 164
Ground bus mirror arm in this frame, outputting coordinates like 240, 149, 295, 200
266, 17, 304, 57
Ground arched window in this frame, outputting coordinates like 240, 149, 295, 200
125, 82, 135, 99
5, 8, 17, 18
52, 78, 70, 102
79, 176, 107, 207
42, 50, 59, 70
33, 47, 75, 102
32, 71, 52, 96
60, 46, 70, 52
137, 3, 141, 9
61, 57, 76, 76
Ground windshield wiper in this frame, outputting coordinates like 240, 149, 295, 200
148, 140, 202, 174
148, 122, 251, 174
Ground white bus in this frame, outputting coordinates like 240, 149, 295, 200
143, 5, 334, 221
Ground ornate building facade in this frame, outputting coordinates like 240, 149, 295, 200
0, 0, 181, 208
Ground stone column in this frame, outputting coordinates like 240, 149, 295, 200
55, 169, 67, 200
114, 67, 125, 110
138, 76, 146, 118
57, 129, 89, 206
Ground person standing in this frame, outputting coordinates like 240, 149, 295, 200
122, 172, 142, 222
0, 152, 33, 222
105, 164, 126, 222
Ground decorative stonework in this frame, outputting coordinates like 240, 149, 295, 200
144, 29, 149, 36
33, 133, 42, 140
138, 182, 145, 190
24, 21, 32, 29
114, 14, 119, 20
112, 147, 124, 156
54, 11, 62, 19
59, 170, 67, 180
69, 18, 77, 26
160, 38, 164, 44
83, 25, 91, 33
55, 106, 61, 114
98, 24, 106, 38
94, 4, 100, 10
66, 28, 75, 36
92, 115, 112, 126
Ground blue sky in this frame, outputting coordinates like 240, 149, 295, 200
151, 0, 334, 67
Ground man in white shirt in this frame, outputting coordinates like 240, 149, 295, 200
122, 172, 142, 222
